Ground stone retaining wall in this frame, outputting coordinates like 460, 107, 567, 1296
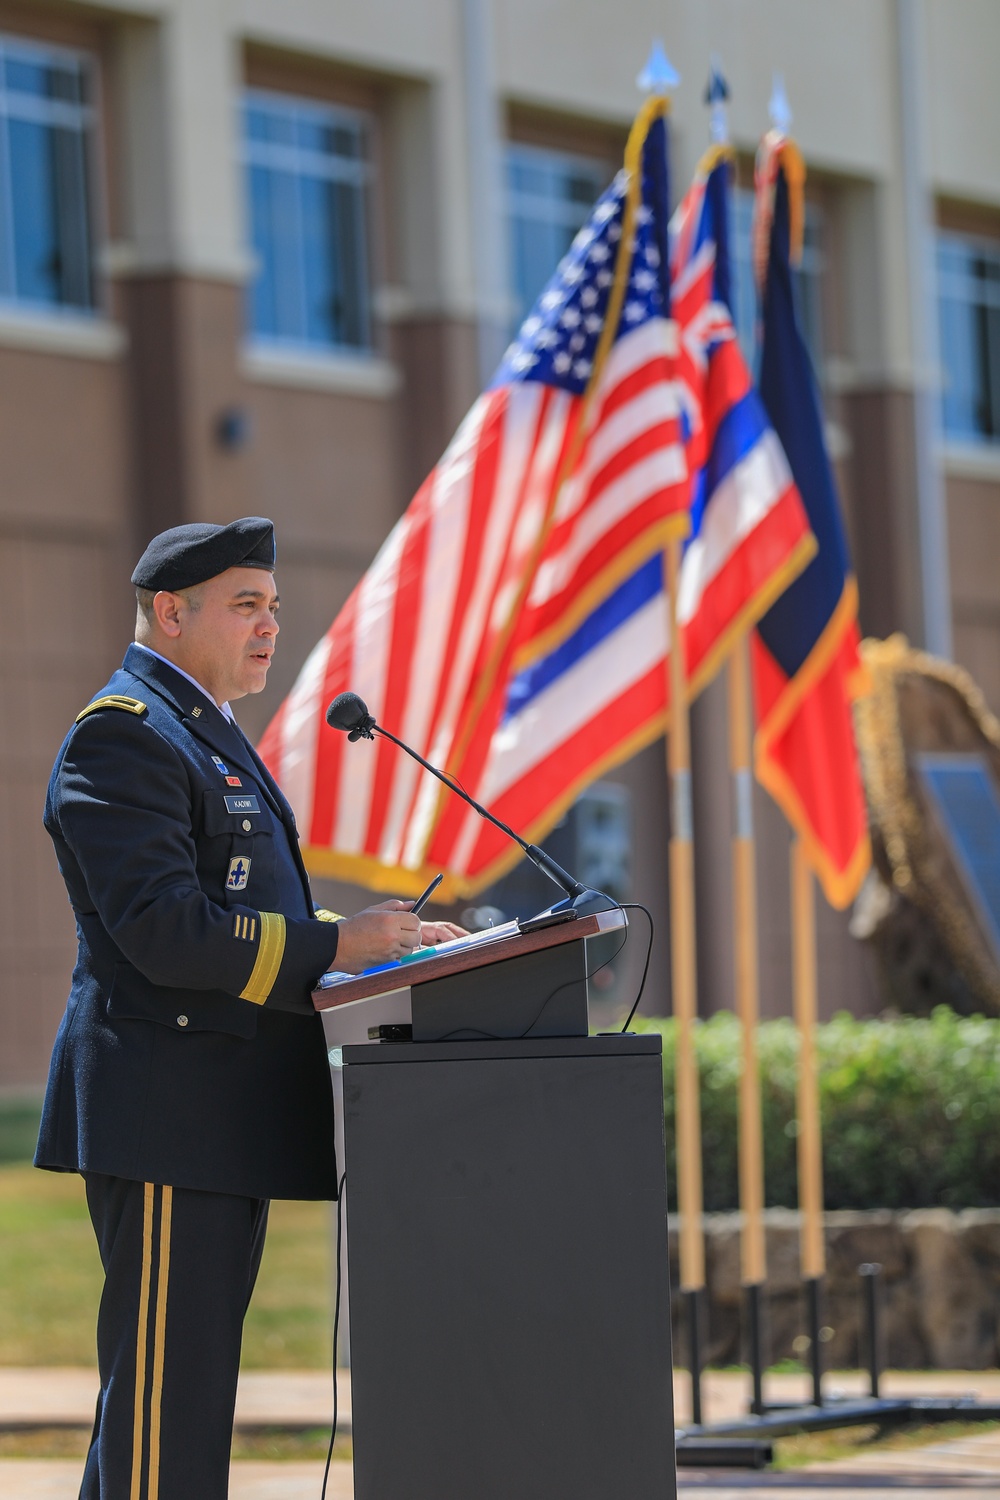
669, 1208, 1000, 1370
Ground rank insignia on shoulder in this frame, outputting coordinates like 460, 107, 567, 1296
211, 755, 230, 775
227, 857, 252, 892
75, 695, 148, 724
233, 912, 257, 941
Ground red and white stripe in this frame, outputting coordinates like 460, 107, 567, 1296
515, 318, 686, 658
260, 383, 578, 875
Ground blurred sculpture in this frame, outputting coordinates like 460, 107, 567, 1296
852, 635, 1000, 1016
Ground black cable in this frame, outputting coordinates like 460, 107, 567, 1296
432, 905, 630, 1044
432, 900, 652, 1044
619, 903, 654, 1032
517, 905, 630, 1038
320, 1169, 348, 1500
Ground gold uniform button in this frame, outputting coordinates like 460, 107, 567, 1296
242, 819, 252, 832
177, 1014, 189, 1027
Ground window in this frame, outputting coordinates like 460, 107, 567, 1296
244, 90, 371, 352
731, 189, 757, 367
471, 782, 632, 924
937, 231, 1000, 443
467, 780, 632, 1006
506, 143, 612, 332
0, 35, 96, 313
730, 187, 825, 381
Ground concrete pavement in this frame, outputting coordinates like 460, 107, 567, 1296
1, 1432, 998, 1498
0, 1367, 354, 1433
4, 1365, 999, 1430
1, 1367, 997, 1497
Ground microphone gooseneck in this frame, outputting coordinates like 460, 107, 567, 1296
325, 691, 613, 914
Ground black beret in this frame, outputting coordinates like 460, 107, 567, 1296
131, 517, 276, 592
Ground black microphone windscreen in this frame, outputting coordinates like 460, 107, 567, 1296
326, 691, 370, 732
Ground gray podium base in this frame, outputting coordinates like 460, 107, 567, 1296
343, 1034, 677, 1500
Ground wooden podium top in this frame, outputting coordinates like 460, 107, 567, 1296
312, 907, 625, 1011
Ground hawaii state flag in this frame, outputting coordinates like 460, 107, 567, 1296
750, 132, 870, 907
670, 144, 815, 696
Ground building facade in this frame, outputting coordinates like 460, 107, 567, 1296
3, 0, 999, 1086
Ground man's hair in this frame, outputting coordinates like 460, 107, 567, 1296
135, 583, 205, 637
135, 587, 157, 619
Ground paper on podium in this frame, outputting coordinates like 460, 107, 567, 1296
316, 919, 521, 991
313, 907, 625, 1018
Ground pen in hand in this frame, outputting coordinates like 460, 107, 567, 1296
410, 872, 444, 916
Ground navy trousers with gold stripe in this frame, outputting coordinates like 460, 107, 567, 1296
81, 1175, 268, 1499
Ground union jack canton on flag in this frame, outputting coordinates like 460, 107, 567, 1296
670, 144, 815, 700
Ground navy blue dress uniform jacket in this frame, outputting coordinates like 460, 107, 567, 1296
35, 644, 341, 1201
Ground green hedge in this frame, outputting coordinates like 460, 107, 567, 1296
637, 1008, 1000, 1212
0, 1098, 43, 1165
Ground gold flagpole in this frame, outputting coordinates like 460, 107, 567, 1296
664, 535, 706, 1425
727, 636, 767, 1414
790, 835, 825, 1406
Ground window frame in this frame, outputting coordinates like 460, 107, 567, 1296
242, 85, 375, 357
730, 183, 826, 382
505, 140, 614, 335
936, 226, 1000, 448
0, 30, 102, 319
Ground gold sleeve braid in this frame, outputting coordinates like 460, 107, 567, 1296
239, 912, 286, 1005
314, 908, 343, 923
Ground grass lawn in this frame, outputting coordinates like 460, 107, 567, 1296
0, 1166, 102, 1365
0, 1163, 335, 1369
0, 1100, 46, 1166
0, 1414, 995, 1467
0, 1427, 354, 1462
773, 1419, 1000, 1469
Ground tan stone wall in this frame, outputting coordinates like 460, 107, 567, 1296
684, 1207, 1000, 1371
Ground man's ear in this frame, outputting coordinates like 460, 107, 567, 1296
152, 590, 184, 639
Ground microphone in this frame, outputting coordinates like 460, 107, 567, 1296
326, 691, 376, 741
325, 691, 614, 916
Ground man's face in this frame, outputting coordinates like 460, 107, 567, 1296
156, 567, 280, 704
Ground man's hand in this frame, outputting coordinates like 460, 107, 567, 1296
332, 900, 422, 974
419, 919, 468, 945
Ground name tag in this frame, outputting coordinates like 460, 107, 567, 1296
225, 794, 260, 815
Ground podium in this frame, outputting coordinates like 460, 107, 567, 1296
314, 914, 677, 1500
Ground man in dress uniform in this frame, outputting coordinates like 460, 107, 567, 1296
35, 517, 460, 1499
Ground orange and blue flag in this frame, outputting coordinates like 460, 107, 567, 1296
750, 132, 870, 907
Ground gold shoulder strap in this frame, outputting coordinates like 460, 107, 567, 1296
75, 694, 148, 724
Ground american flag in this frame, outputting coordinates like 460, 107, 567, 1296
259, 99, 690, 898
